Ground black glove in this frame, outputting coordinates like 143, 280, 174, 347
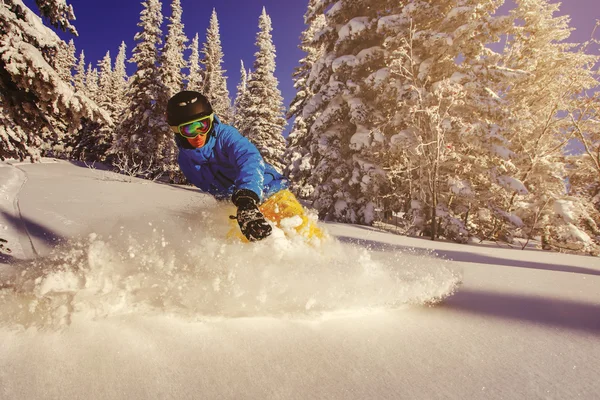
232, 189, 272, 242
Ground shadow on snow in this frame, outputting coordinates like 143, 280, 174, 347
0, 210, 66, 261
336, 236, 600, 277
443, 289, 600, 335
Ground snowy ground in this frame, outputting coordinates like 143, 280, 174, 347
0, 159, 599, 400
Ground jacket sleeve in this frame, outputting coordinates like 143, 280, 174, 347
219, 126, 266, 201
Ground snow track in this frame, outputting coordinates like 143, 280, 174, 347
0, 163, 35, 282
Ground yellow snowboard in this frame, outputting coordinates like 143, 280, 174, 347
227, 189, 325, 243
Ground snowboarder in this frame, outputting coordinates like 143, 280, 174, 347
166, 90, 322, 243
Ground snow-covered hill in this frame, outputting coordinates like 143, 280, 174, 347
1, 160, 599, 400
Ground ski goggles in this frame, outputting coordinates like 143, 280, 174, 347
171, 113, 215, 138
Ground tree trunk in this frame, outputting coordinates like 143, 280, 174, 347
431, 193, 438, 240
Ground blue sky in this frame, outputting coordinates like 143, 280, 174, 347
25, 0, 308, 124
25, 0, 600, 125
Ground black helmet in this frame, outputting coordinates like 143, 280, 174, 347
166, 91, 213, 126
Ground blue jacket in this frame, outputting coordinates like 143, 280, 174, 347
176, 115, 288, 202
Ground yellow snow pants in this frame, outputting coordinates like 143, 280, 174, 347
228, 189, 324, 242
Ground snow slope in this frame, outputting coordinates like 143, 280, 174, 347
0, 160, 599, 400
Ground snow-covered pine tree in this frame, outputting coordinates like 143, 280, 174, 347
73, 47, 128, 163
49, 54, 101, 160
159, 0, 188, 181
0, 0, 108, 161
243, 7, 286, 173
73, 49, 86, 93
201, 9, 232, 122
85, 63, 99, 102
74, 43, 128, 165
35, 0, 78, 34
290, 0, 386, 224
283, 7, 327, 198
113, 0, 171, 178
79, 52, 114, 161
232, 60, 249, 132
96, 52, 113, 113
69, 62, 100, 160
186, 33, 203, 91
499, 0, 599, 251
54, 38, 76, 85
46, 56, 99, 160
295, 0, 517, 233
160, 0, 187, 97
111, 41, 128, 124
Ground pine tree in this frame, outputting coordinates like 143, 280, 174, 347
283, 7, 327, 198
291, 0, 515, 233
55, 38, 76, 85
35, 0, 78, 34
160, 0, 187, 97
95, 51, 116, 157
111, 41, 129, 124
232, 60, 249, 131
244, 7, 287, 173
201, 9, 232, 122
73, 49, 86, 93
0, 0, 107, 161
157, 0, 189, 182
97, 52, 113, 111
85, 63, 99, 102
114, 0, 171, 178
72, 53, 114, 163
289, 0, 385, 223
286, 13, 326, 122
187, 33, 203, 91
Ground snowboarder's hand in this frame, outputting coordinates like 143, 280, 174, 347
232, 189, 272, 241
